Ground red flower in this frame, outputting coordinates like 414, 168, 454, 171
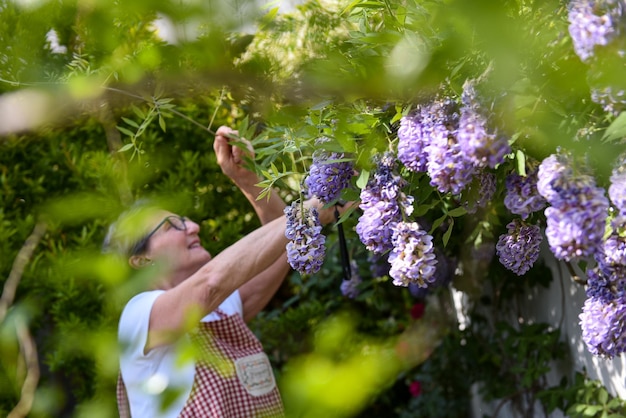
410, 302, 425, 320
409, 380, 422, 397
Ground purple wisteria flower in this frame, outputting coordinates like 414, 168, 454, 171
422, 98, 476, 194
356, 153, 414, 254
388, 221, 438, 288
537, 153, 609, 261
591, 86, 626, 116
586, 263, 626, 304
457, 80, 511, 169
504, 167, 547, 219
537, 153, 574, 204
580, 296, 626, 358
397, 109, 429, 173
544, 177, 609, 261
495, 219, 543, 275
581, 223, 626, 358
609, 153, 626, 213
284, 202, 326, 275
409, 248, 457, 297
340, 261, 362, 299
305, 148, 354, 204
585, 233, 626, 303
544, 204, 607, 261
567, 0, 624, 63
603, 233, 626, 265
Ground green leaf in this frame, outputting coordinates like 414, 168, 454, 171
443, 219, 454, 247
414, 202, 436, 217
598, 388, 609, 405
131, 104, 146, 119
356, 169, 370, 189
602, 112, 626, 143
121, 117, 139, 128
310, 99, 333, 111
159, 115, 166, 132
118, 143, 134, 153
447, 207, 467, 217
116, 126, 135, 137
430, 214, 447, 234
584, 405, 604, 416
516, 149, 527, 176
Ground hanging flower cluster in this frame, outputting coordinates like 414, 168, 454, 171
567, 0, 626, 114
503, 164, 547, 220
579, 154, 626, 358
388, 221, 438, 288
457, 80, 512, 169
496, 219, 543, 276
284, 202, 326, 275
567, 0, 624, 63
304, 143, 354, 204
398, 81, 510, 197
537, 152, 609, 261
356, 152, 414, 254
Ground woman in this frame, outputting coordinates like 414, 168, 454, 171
104, 126, 335, 417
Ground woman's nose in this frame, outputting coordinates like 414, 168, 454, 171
186, 219, 201, 234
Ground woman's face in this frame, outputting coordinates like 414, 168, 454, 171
137, 210, 212, 281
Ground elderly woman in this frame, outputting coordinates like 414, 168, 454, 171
104, 127, 335, 418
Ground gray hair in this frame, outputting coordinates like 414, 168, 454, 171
102, 200, 162, 257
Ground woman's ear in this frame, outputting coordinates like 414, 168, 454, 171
129, 255, 153, 269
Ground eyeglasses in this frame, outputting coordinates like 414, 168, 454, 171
129, 215, 188, 256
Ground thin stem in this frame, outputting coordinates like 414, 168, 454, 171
564, 261, 586, 285
207, 87, 226, 134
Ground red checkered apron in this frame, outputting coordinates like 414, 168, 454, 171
117, 309, 284, 417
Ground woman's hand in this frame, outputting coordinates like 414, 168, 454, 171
304, 197, 358, 226
213, 126, 258, 187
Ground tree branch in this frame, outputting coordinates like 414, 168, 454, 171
0, 221, 48, 323
7, 317, 40, 418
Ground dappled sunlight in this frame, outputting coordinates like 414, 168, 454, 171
0, 90, 54, 135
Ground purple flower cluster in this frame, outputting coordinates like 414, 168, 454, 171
580, 296, 626, 358
609, 153, 626, 213
591, 86, 626, 116
457, 81, 511, 169
567, 0, 624, 62
388, 221, 438, 288
397, 82, 510, 202
305, 149, 354, 204
284, 202, 326, 275
580, 216, 626, 357
409, 248, 457, 297
538, 153, 609, 261
537, 154, 573, 204
397, 109, 429, 173
585, 234, 626, 304
340, 261, 362, 299
504, 166, 547, 219
495, 219, 543, 275
356, 153, 414, 254
398, 98, 477, 195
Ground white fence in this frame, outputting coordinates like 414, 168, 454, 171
457, 248, 626, 417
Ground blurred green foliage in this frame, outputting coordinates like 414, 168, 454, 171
2, 0, 626, 417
